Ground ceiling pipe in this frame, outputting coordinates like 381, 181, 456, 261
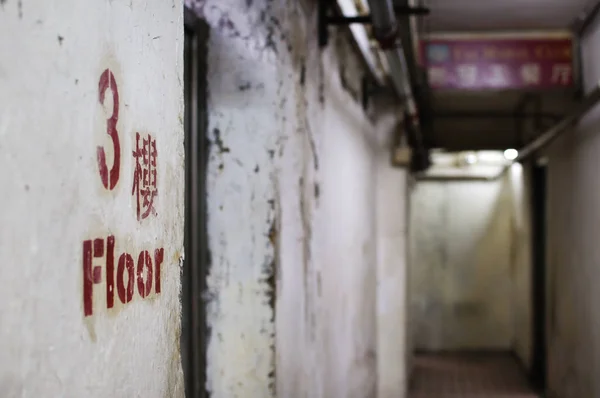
415, 80, 600, 180
432, 111, 562, 121
515, 83, 600, 162
571, 0, 600, 36
366, 0, 423, 145
366, 0, 429, 172
440, 83, 600, 182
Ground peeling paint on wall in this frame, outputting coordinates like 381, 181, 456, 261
185, 0, 400, 397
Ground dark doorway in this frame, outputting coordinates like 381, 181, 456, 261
530, 163, 547, 391
183, 7, 209, 398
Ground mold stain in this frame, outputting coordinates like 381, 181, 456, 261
266, 210, 279, 396
259, 2, 284, 54
217, 13, 244, 39
238, 82, 252, 91
298, 176, 311, 295
213, 128, 230, 154
300, 61, 306, 86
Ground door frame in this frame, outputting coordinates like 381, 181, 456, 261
530, 162, 547, 391
183, 7, 210, 397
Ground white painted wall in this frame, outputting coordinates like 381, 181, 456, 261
0, 1, 184, 397
185, 0, 409, 397
410, 175, 516, 351
544, 12, 600, 397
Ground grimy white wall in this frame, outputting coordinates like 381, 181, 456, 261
544, 12, 600, 398
410, 170, 531, 355
411, 177, 514, 351
186, 0, 409, 397
376, 133, 410, 398
0, 1, 184, 397
509, 164, 533, 370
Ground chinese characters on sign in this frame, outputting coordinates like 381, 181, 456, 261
82, 68, 164, 317
421, 37, 573, 90
132, 132, 158, 220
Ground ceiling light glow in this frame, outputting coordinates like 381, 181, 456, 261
504, 149, 518, 161
465, 153, 477, 164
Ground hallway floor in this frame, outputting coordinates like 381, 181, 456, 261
409, 353, 539, 398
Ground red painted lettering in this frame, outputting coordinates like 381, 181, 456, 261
97, 69, 121, 190
154, 248, 164, 294
117, 253, 135, 304
132, 132, 158, 220
82, 238, 105, 316
136, 250, 153, 298
82, 241, 94, 316
82, 235, 164, 316
106, 235, 115, 309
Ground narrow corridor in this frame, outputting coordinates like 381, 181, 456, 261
4, 0, 600, 396
410, 353, 538, 398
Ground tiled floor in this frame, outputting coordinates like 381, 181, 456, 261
409, 353, 539, 398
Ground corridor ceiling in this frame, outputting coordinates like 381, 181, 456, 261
422, 0, 592, 32
414, 0, 598, 152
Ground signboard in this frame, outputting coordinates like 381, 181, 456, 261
421, 36, 574, 90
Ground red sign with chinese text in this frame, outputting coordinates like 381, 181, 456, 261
421, 37, 574, 90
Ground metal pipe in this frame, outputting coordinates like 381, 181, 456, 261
368, 0, 397, 42
394, 5, 430, 15
366, 0, 422, 138
366, 0, 413, 97
417, 175, 495, 182
326, 6, 429, 25
327, 15, 372, 24
420, 81, 600, 180
385, 49, 413, 100
433, 111, 562, 120
516, 83, 600, 162
572, 0, 600, 36
464, 82, 600, 183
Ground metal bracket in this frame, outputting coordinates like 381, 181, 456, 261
361, 74, 396, 110
361, 75, 375, 110
318, 0, 429, 47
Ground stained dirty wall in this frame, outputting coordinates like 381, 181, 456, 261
509, 163, 533, 370
376, 117, 410, 398
0, 1, 184, 397
410, 173, 529, 352
544, 12, 600, 397
184, 0, 407, 397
